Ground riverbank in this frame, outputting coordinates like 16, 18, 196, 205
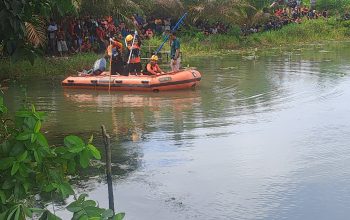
1, 18, 350, 80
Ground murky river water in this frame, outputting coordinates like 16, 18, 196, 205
3, 42, 350, 219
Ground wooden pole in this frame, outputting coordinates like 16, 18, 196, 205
101, 125, 115, 213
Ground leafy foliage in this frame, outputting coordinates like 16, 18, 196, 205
0, 96, 124, 220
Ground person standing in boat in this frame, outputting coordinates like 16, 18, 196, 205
125, 33, 142, 75
170, 32, 181, 72
145, 55, 164, 76
107, 35, 124, 75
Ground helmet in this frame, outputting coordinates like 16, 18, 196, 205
126, 34, 133, 42
151, 55, 158, 61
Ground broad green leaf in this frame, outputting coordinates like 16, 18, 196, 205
102, 209, 114, 218
67, 201, 83, 213
85, 206, 103, 217
72, 210, 85, 220
0, 190, 6, 204
24, 117, 37, 130
17, 150, 28, 162
37, 133, 49, 148
78, 193, 88, 202
0, 157, 15, 170
79, 149, 90, 168
87, 144, 101, 160
64, 135, 84, 149
67, 145, 84, 154
31, 133, 37, 143
78, 215, 88, 220
59, 182, 74, 198
34, 120, 41, 133
11, 162, 20, 176
82, 200, 96, 208
113, 212, 125, 220
16, 132, 32, 141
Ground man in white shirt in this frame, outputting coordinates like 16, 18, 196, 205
47, 19, 58, 55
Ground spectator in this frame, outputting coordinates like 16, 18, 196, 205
145, 28, 154, 39
81, 37, 91, 52
57, 27, 68, 56
47, 19, 58, 55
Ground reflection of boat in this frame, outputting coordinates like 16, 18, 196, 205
63, 90, 202, 142
62, 69, 202, 92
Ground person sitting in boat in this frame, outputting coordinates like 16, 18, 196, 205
144, 55, 164, 76
125, 33, 142, 75
107, 35, 125, 75
79, 54, 108, 76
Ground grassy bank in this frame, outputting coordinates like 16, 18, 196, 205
0, 53, 99, 80
180, 18, 350, 54
1, 18, 350, 80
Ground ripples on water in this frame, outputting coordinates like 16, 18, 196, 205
3, 42, 350, 219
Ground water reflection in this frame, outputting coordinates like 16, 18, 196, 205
3, 42, 350, 219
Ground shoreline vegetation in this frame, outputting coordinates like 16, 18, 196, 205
1, 18, 350, 80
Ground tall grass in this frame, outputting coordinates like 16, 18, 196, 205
0, 53, 99, 79
247, 18, 350, 47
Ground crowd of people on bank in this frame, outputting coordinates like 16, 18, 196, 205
241, 5, 330, 36
46, 15, 178, 56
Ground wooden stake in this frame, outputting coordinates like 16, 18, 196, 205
101, 125, 114, 213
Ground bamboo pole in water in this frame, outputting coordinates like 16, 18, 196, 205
101, 125, 115, 213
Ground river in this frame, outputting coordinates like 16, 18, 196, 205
3, 42, 350, 220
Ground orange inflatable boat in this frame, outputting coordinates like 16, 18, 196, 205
61, 69, 202, 92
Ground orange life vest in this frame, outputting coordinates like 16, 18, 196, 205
146, 63, 161, 75
127, 44, 141, 64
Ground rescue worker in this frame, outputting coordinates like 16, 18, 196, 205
145, 55, 164, 76
125, 33, 142, 75
107, 35, 124, 75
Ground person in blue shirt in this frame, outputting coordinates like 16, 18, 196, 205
170, 32, 181, 71
79, 54, 108, 76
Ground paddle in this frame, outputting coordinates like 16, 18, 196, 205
154, 13, 188, 55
